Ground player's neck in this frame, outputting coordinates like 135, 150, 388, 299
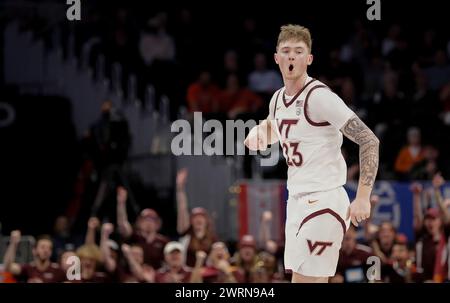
284, 73, 308, 96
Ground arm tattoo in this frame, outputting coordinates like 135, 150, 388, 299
341, 115, 379, 187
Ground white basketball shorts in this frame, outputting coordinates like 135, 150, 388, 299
284, 186, 351, 277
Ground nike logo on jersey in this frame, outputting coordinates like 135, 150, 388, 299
308, 199, 319, 204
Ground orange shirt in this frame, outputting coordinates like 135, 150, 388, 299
394, 146, 425, 174
186, 83, 221, 113
219, 88, 263, 114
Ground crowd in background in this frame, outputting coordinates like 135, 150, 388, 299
1, 169, 449, 283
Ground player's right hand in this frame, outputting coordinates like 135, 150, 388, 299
244, 126, 267, 151
10, 230, 21, 245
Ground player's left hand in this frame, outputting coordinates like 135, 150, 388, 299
346, 197, 371, 227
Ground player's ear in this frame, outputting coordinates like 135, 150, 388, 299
274, 53, 279, 65
307, 54, 313, 65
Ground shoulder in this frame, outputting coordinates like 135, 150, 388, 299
305, 81, 337, 101
268, 87, 284, 109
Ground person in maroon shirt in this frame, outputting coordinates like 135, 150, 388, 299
3, 231, 65, 283
230, 235, 259, 283
202, 241, 245, 283
116, 186, 169, 269
381, 235, 416, 283
370, 221, 397, 265
412, 176, 450, 283
75, 244, 109, 283
414, 208, 450, 282
332, 226, 374, 283
155, 241, 194, 283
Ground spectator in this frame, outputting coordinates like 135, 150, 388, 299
412, 176, 450, 282
139, 12, 175, 67
219, 74, 263, 119
409, 145, 440, 180
248, 52, 283, 98
381, 236, 416, 283
394, 127, 426, 179
52, 215, 82, 261
120, 243, 155, 283
186, 70, 221, 114
3, 232, 65, 283
414, 208, 450, 282
59, 250, 77, 278
116, 186, 169, 269
257, 211, 285, 281
176, 169, 217, 267
424, 50, 450, 91
202, 241, 245, 283
230, 234, 259, 283
98, 223, 120, 281
155, 241, 196, 283
439, 82, 450, 125
371, 222, 397, 265
333, 226, 373, 283
75, 244, 108, 283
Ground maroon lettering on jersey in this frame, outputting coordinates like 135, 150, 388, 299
307, 240, 333, 256
277, 119, 298, 139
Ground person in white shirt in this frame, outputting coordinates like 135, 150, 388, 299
245, 24, 380, 283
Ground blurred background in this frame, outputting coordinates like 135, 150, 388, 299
0, 0, 449, 283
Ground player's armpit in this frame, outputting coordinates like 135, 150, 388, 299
340, 115, 379, 187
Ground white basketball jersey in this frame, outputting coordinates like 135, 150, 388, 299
268, 76, 355, 195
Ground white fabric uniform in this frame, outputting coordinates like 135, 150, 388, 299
268, 75, 355, 277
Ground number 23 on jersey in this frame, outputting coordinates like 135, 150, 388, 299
277, 119, 303, 167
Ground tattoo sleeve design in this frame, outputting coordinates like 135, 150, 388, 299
341, 115, 379, 187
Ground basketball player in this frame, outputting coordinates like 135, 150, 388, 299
244, 25, 379, 283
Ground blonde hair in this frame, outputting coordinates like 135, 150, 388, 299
277, 24, 312, 52
76, 244, 102, 262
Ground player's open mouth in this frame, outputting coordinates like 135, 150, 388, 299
289, 64, 294, 71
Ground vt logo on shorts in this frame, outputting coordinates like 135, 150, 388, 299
307, 240, 333, 256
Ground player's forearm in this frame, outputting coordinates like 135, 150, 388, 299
341, 115, 379, 200
356, 144, 379, 200
263, 119, 279, 145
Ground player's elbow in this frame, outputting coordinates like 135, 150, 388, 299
372, 135, 380, 145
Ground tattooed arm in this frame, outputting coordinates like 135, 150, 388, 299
340, 115, 380, 226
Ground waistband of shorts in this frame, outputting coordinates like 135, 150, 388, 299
289, 185, 343, 200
